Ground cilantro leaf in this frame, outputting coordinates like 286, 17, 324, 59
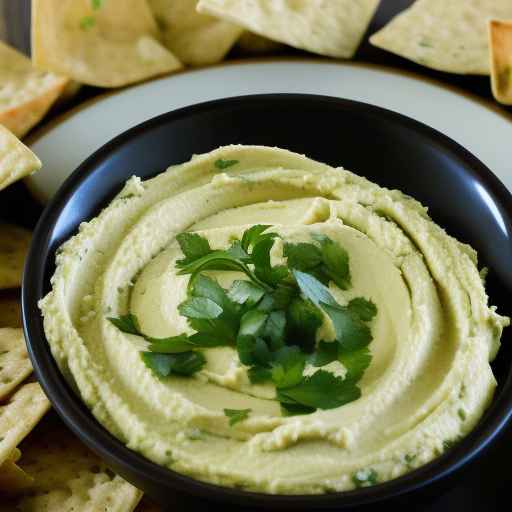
175, 233, 212, 268
347, 297, 377, 322
141, 351, 206, 377
228, 280, 265, 306
178, 297, 223, 319
286, 297, 323, 353
276, 370, 361, 410
321, 302, 372, 351
147, 334, 193, 353
283, 242, 322, 271
292, 269, 337, 307
338, 346, 372, 382
241, 224, 271, 252
214, 159, 239, 170
223, 408, 251, 426
271, 346, 306, 388
312, 340, 338, 367
280, 402, 317, 416
239, 310, 268, 337
262, 310, 286, 350
108, 314, 142, 335
236, 335, 272, 367
247, 366, 272, 383
312, 234, 351, 289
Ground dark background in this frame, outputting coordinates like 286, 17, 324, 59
1, 1, 511, 510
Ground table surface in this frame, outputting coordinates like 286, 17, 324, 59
1, 1, 511, 510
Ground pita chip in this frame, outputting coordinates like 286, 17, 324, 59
489, 19, 512, 104
32, 0, 182, 88
197, 0, 380, 58
370, 0, 512, 75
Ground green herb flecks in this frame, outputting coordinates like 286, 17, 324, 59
214, 159, 239, 170
79, 16, 96, 30
352, 468, 379, 488
91, 0, 103, 9
108, 225, 378, 415
224, 408, 251, 426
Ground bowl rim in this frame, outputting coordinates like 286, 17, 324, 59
22, 93, 512, 509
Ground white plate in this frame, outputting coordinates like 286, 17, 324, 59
27, 59, 512, 202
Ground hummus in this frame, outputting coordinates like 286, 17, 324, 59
40, 145, 509, 494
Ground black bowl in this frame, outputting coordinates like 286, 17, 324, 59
22, 94, 512, 509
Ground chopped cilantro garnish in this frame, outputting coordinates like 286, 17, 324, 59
224, 408, 251, 426
108, 226, 378, 415
214, 159, 239, 170
141, 351, 206, 378
352, 468, 379, 488
108, 314, 141, 335
79, 16, 95, 30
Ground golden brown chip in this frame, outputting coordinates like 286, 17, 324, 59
489, 19, 512, 104
11, 414, 143, 512
0, 292, 22, 327
32, 0, 182, 88
148, 0, 243, 66
0, 382, 50, 466
0, 126, 42, 193
0, 223, 32, 289
0, 328, 32, 400
0, 41, 68, 139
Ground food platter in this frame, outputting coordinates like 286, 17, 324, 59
26, 59, 512, 202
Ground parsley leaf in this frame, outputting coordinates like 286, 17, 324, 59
214, 159, 239, 170
276, 370, 361, 410
236, 335, 272, 367
286, 297, 323, 353
292, 269, 337, 307
240, 224, 271, 252
91, 0, 103, 9
175, 233, 212, 268
321, 302, 372, 351
79, 16, 95, 30
147, 334, 193, 353
262, 310, 286, 350
347, 297, 377, 322
239, 310, 268, 337
338, 346, 372, 382
224, 408, 251, 425
141, 351, 206, 377
228, 280, 265, 306
178, 297, 223, 319
312, 234, 351, 289
271, 346, 306, 388
108, 314, 141, 335
247, 366, 272, 383
283, 242, 322, 271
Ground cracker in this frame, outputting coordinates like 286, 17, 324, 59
0, 448, 34, 494
13, 415, 143, 512
237, 31, 284, 54
197, 0, 380, 58
0, 328, 32, 400
0, 382, 50, 466
489, 19, 512, 104
0, 292, 22, 327
32, 0, 182, 88
0, 126, 42, 193
0, 41, 68, 139
0, 223, 32, 289
370, 0, 512, 75
149, 0, 243, 66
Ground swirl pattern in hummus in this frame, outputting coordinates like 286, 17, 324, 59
40, 145, 508, 494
